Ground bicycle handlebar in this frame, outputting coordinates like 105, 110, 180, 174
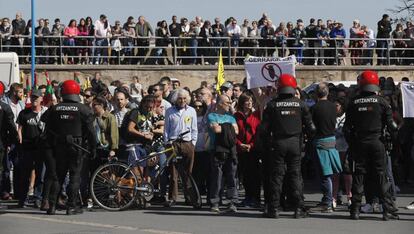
166, 130, 191, 145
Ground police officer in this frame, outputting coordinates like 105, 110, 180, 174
262, 74, 315, 218
344, 70, 398, 220
42, 80, 96, 215
0, 81, 18, 210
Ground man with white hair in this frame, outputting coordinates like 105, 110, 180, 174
164, 89, 198, 207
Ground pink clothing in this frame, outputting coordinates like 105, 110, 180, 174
64, 27, 79, 37
77, 26, 89, 36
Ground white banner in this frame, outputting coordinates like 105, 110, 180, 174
401, 82, 414, 118
244, 55, 296, 89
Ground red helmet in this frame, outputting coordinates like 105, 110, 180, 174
61, 80, 81, 102
358, 70, 380, 92
277, 74, 297, 95
0, 81, 5, 96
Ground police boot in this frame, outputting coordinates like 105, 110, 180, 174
263, 208, 279, 219
382, 211, 399, 221
47, 204, 56, 215
350, 212, 360, 220
294, 207, 308, 219
66, 206, 83, 215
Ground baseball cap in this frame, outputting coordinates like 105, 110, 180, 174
31, 89, 43, 98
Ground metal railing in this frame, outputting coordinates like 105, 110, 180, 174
0, 35, 413, 66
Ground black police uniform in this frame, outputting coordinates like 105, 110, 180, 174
344, 92, 398, 218
262, 94, 315, 217
43, 101, 96, 213
0, 102, 18, 209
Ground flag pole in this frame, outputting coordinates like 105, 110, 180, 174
31, 0, 36, 90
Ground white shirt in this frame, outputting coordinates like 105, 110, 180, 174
226, 24, 241, 36
94, 20, 110, 38
366, 29, 376, 48
161, 99, 172, 116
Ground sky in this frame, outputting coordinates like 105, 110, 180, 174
0, 0, 401, 31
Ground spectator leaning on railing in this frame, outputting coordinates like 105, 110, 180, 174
0, 18, 13, 52
404, 21, 414, 65
63, 19, 79, 64
50, 18, 64, 65
5, 12, 414, 66
93, 14, 110, 65
376, 14, 392, 65
11, 13, 26, 63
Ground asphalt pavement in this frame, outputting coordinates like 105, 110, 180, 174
1, 189, 413, 234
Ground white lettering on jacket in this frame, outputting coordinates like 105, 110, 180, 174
276, 102, 300, 107
55, 106, 79, 111
354, 98, 378, 104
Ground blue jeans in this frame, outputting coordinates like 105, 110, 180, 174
321, 175, 333, 207
94, 39, 108, 64
190, 39, 198, 64
149, 145, 168, 196
377, 40, 389, 65
209, 152, 238, 206
296, 46, 303, 63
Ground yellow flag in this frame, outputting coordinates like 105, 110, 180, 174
83, 77, 92, 90
216, 48, 225, 94
20, 71, 25, 84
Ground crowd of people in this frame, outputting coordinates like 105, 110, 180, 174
0, 69, 413, 220
1, 13, 414, 65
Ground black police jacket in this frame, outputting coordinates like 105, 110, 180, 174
42, 101, 96, 151
0, 101, 18, 149
263, 95, 315, 139
344, 92, 398, 142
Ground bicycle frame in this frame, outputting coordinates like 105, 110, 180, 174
115, 144, 178, 195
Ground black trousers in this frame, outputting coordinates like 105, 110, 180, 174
49, 140, 83, 208
193, 151, 211, 196
18, 147, 44, 204
239, 152, 261, 202
350, 138, 395, 214
136, 39, 149, 64
43, 148, 57, 202
268, 136, 304, 211
80, 148, 106, 203
0, 148, 4, 197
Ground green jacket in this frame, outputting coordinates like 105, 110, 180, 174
135, 21, 153, 37
94, 111, 119, 150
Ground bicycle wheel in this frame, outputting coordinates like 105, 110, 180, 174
177, 166, 202, 209
90, 162, 139, 211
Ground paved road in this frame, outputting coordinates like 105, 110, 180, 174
1, 192, 413, 234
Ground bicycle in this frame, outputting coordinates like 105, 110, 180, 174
90, 131, 202, 211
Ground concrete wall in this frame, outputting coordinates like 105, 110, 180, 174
20, 65, 414, 90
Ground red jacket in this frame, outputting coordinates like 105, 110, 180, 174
234, 110, 261, 152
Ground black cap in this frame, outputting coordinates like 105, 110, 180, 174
30, 89, 42, 98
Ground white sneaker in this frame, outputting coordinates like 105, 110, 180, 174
332, 199, 337, 209
361, 203, 373, 213
87, 199, 93, 209
406, 202, 414, 210
94, 61, 99, 65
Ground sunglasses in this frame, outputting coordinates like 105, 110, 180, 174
84, 94, 92, 98
195, 105, 203, 108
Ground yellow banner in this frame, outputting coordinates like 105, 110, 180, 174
216, 48, 225, 94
